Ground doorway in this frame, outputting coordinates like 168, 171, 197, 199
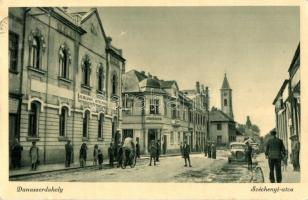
163, 135, 167, 154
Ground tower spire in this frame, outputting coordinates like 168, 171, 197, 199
221, 73, 231, 89
220, 73, 234, 119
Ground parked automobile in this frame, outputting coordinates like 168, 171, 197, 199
227, 142, 247, 163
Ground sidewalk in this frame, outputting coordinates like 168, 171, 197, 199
256, 154, 300, 183
10, 152, 202, 178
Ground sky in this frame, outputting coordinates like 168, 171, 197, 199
81, 6, 299, 136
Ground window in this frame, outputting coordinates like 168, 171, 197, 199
59, 107, 67, 137
28, 29, 45, 69
217, 123, 222, 130
123, 129, 133, 139
171, 104, 177, 119
9, 32, 19, 72
224, 99, 228, 106
28, 101, 40, 137
30, 37, 41, 68
83, 110, 90, 138
150, 98, 159, 114
59, 45, 71, 79
177, 132, 181, 144
112, 74, 118, 96
98, 113, 104, 139
98, 65, 104, 92
82, 56, 91, 86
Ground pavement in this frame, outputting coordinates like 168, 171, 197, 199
10, 152, 260, 182
9, 152, 199, 178
256, 153, 300, 183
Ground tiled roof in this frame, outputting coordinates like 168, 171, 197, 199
210, 109, 234, 122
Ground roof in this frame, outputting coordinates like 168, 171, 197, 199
272, 79, 289, 105
139, 78, 161, 89
182, 89, 197, 95
160, 80, 178, 89
210, 109, 234, 122
288, 43, 300, 73
221, 73, 231, 89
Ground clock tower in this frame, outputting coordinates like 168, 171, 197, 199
220, 73, 234, 119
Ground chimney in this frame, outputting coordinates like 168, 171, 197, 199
106, 36, 112, 47
196, 81, 200, 93
201, 84, 205, 93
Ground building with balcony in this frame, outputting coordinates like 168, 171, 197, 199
122, 70, 208, 154
8, 7, 125, 167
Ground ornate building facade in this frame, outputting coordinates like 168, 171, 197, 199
9, 7, 125, 166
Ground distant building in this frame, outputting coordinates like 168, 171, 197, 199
182, 82, 209, 151
121, 70, 209, 154
209, 108, 236, 145
8, 8, 125, 167
220, 73, 234, 119
208, 74, 236, 146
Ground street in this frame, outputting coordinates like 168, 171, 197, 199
11, 153, 264, 183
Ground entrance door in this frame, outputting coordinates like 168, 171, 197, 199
148, 129, 157, 151
9, 114, 18, 169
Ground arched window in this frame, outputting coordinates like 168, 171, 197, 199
28, 29, 45, 69
111, 73, 118, 96
59, 107, 68, 137
98, 65, 104, 92
31, 37, 40, 68
59, 45, 71, 79
83, 110, 90, 138
28, 101, 40, 137
224, 99, 228, 106
98, 113, 104, 139
82, 56, 91, 86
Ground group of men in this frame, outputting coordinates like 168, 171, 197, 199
204, 142, 217, 159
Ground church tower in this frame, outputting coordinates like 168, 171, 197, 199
220, 73, 234, 119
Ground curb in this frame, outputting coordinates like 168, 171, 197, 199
9, 152, 202, 179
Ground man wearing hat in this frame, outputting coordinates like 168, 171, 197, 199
265, 129, 286, 183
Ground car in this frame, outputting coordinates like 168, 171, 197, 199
250, 143, 260, 154
227, 142, 247, 163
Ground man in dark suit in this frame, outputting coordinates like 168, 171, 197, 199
183, 140, 192, 167
265, 129, 286, 183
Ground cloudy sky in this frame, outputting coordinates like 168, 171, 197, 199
91, 6, 299, 135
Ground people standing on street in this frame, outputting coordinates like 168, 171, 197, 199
204, 142, 208, 157
65, 140, 73, 167
211, 143, 216, 159
108, 143, 114, 168
11, 139, 23, 169
93, 144, 99, 166
29, 141, 39, 171
183, 140, 192, 167
180, 142, 184, 158
291, 136, 300, 171
79, 143, 88, 168
245, 142, 253, 171
156, 139, 161, 162
117, 142, 123, 168
136, 140, 140, 159
98, 149, 103, 170
265, 129, 286, 183
207, 142, 212, 158
149, 140, 157, 166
